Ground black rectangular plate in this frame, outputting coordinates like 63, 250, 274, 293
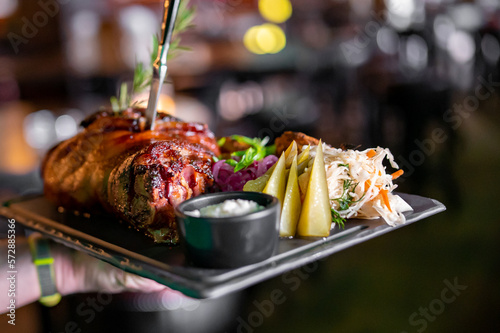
0, 193, 445, 298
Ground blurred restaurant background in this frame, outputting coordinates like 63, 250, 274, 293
1, 0, 499, 332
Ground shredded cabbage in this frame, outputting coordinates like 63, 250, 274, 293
308, 144, 412, 226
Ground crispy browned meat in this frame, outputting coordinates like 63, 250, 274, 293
42, 108, 220, 243
217, 136, 251, 160
275, 131, 320, 156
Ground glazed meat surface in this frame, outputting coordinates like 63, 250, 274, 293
42, 109, 220, 243
275, 131, 320, 156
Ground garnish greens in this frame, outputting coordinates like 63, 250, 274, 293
331, 209, 345, 229
110, 0, 196, 112
333, 179, 359, 211
219, 135, 276, 172
330, 178, 365, 229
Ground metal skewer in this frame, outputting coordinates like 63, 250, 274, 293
145, 0, 182, 130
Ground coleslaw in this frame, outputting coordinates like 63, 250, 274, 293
307, 144, 413, 226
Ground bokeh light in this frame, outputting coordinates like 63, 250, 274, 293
406, 34, 428, 71
377, 27, 399, 55
447, 30, 475, 64
218, 81, 264, 121
258, 0, 292, 24
0, 0, 17, 19
478, 0, 500, 10
118, 5, 159, 67
481, 34, 500, 65
385, 0, 417, 31
66, 10, 101, 74
244, 24, 286, 55
55, 115, 78, 141
448, 3, 483, 32
23, 110, 57, 150
386, 0, 415, 18
244, 26, 266, 55
256, 23, 286, 54
433, 14, 455, 49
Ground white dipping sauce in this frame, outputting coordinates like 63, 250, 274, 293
186, 199, 263, 218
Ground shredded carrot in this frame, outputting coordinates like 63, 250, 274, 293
365, 179, 384, 192
391, 169, 404, 180
380, 189, 392, 212
364, 179, 371, 192
367, 149, 376, 158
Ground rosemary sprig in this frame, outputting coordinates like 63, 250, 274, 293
167, 0, 196, 60
111, 0, 195, 112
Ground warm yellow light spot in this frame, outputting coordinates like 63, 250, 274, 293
259, 0, 292, 23
132, 92, 176, 116
244, 24, 286, 55
158, 94, 176, 116
256, 26, 275, 53
244, 26, 266, 55
256, 23, 286, 54
0, 103, 38, 174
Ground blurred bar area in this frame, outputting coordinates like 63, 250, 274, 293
1, 0, 500, 332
